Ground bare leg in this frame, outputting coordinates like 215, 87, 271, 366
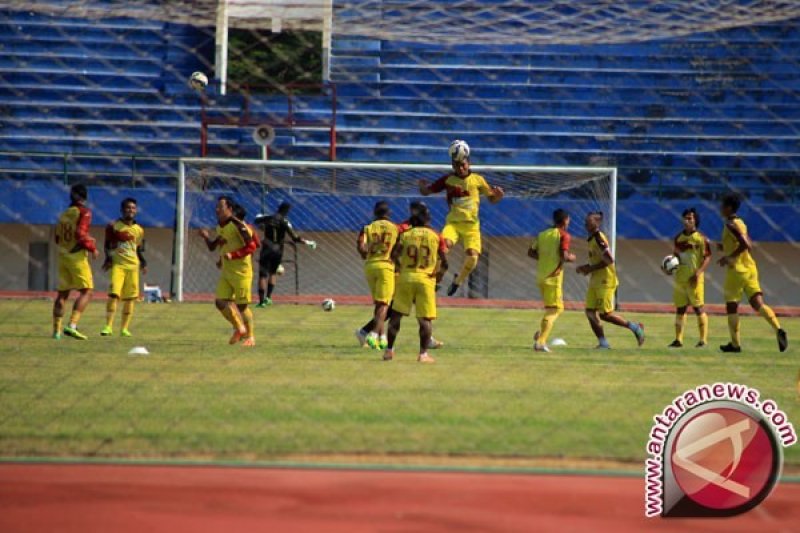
372, 302, 389, 336
585, 309, 605, 340
418, 318, 432, 354
387, 311, 402, 350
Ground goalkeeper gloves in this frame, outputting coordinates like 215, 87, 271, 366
305, 240, 317, 250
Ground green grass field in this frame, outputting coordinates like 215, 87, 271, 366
0, 299, 797, 469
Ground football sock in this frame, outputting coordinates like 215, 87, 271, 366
675, 314, 686, 343
53, 316, 63, 335
697, 313, 708, 343
242, 308, 254, 338
538, 308, 562, 344
267, 283, 275, 298
258, 288, 265, 304
68, 310, 81, 329
106, 298, 118, 327
759, 305, 781, 332
221, 305, 245, 332
121, 300, 134, 331
455, 255, 479, 285
727, 314, 741, 347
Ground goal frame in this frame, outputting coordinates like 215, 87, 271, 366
173, 158, 618, 302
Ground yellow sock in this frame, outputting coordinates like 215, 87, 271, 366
697, 313, 708, 343
69, 310, 82, 327
121, 300, 134, 331
675, 314, 686, 343
759, 305, 781, 332
242, 308, 255, 338
106, 298, 118, 327
221, 305, 245, 332
53, 316, 63, 335
538, 308, 562, 344
455, 255, 479, 285
727, 314, 741, 347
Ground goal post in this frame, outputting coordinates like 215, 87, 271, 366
173, 158, 618, 304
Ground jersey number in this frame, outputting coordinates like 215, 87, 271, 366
56, 222, 73, 244
405, 244, 432, 269
369, 232, 393, 256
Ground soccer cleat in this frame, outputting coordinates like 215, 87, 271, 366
355, 329, 368, 348
100, 325, 113, 336
777, 329, 788, 353
52, 332, 62, 340
229, 327, 246, 345
379, 337, 389, 350
417, 352, 436, 364
633, 323, 646, 346
446, 279, 460, 297
242, 337, 256, 347
427, 337, 444, 349
534, 343, 551, 353
383, 349, 394, 361
121, 329, 132, 338
366, 333, 380, 350
255, 302, 267, 308
668, 340, 683, 348
720, 342, 742, 353
595, 338, 611, 350
264, 297, 273, 306
695, 341, 707, 348
63, 326, 88, 340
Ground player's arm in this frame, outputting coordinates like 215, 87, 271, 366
356, 227, 368, 260
527, 237, 539, 260
390, 241, 403, 270
696, 237, 712, 276
718, 221, 751, 266
561, 232, 576, 262
137, 240, 148, 275
286, 220, 317, 249
577, 236, 613, 275
73, 208, 98, 259
479, 176, 504, 204
435, 236, 449, 282
198, 228, 222, 251
224, 219, 256, 260
672, 232, 682, 256
102, 223, 116, 271
418, 175, 448, 196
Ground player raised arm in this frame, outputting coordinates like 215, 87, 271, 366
718, 220, 751, 267
418, 175, 449, 196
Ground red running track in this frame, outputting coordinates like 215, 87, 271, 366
0, 464, 798, 532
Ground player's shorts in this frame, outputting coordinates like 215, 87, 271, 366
723, 268, 762, 303
538, 281, 563, 310
393, 276, 437, 319
57, 254, 93, 291
216, 272, 252, 304
109, 266, 140, 300
365, 264, 395, 304
259, 247, 283, 277
441, 221, 481, 254
585, 285, 616, 314
673, 277, 704, 309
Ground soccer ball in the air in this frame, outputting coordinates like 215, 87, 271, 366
661, 254, 680, 275
448, 139, 470, 162
189, 71, 208, 91
321, 298, 336, 312
276, 264, 285, 276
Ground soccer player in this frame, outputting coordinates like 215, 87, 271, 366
253, 202, 316, 307
668, 208, 711, 348
354, 201, 445, 350
577, 212, 645, 349
528, 208, 576, 352
52, 183, 99, 340
357, 201, 399, 349
198, 196, 257, 347
717, 194, 788, 353
418, 145, 504, 296
384, 204, 448, 363
101, 198, 146, 337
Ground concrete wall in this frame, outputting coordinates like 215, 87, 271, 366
2, 224, 799, 306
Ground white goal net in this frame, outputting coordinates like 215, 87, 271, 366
175, 158, 616, 305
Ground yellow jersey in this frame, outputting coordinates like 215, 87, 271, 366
217, 219, 254, 278
428, 172, 492, 224
673, 230, 710, 283
361, 219, 400, 269
587, 230, 617, 288
55, 204, 96, 261
531, 227, 571, 286
106, 219, 144, 270
722, 216, 757, 274
396, 226, 446, 280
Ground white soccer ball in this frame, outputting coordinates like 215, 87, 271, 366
276, 264, 285, 276
661, 254, 680, 275
448, 139, 470, 162
321, 298, 336, 312
550, 338, 568, 347
189, 71, 208, 91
